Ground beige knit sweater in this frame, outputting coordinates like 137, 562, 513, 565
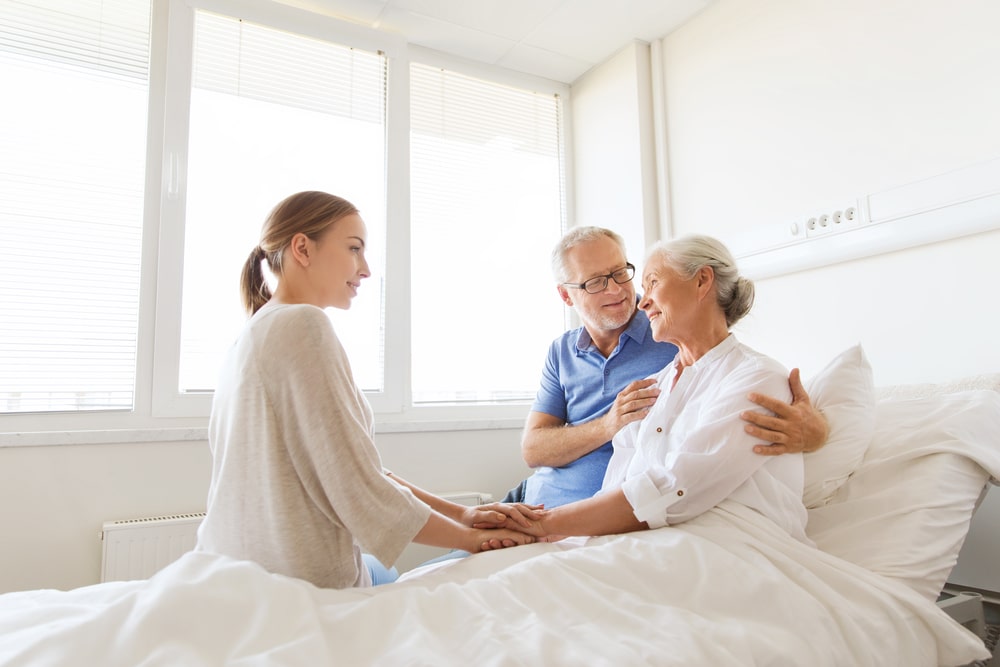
197, 302, 431, 589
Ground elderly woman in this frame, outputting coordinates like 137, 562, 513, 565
523, 234, 809, 544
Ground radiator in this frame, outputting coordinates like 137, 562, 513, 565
100, 512, 205, 583
99, 492, 493, 582
436, 491, 493, 507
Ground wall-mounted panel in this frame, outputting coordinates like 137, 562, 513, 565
726, 157, 1000, 280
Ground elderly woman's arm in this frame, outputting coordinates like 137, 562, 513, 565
520, 488, 647, 542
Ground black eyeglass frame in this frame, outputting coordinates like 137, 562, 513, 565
562, 263, 636, 294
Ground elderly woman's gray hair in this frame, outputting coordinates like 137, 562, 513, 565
645, 235, 754, 327
551, 226, 627, 283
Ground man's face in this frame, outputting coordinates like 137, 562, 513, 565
558, 236, 637, 334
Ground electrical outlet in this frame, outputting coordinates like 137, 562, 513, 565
804, 202, 862, 238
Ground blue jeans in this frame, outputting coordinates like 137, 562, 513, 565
362, 553, 399, 586
417, 549, 470, 568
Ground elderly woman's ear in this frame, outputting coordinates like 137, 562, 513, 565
696, 265, 715, 299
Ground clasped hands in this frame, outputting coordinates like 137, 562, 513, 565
463, 502, 552, 551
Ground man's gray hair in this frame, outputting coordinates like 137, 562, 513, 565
551, 226, 628, 282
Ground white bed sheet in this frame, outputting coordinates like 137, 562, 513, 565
0, 499, 988, 666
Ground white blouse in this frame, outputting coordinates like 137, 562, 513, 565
602, 335, 809, 543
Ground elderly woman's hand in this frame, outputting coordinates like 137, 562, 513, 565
742, 368, 830, 455
473, 528, 538, 552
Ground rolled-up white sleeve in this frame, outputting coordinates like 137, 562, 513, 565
621, 469, 687, 528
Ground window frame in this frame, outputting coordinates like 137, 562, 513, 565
0, 0, 572, 444
391, 45, 574, 429
151, 0, 412, 418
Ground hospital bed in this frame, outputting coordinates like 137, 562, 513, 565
0, 344, 997, 666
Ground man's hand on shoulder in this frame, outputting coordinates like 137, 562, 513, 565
603, 378, 660, 437
743, 368, 830, 456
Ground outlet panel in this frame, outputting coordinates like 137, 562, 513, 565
804, 202, 862, 238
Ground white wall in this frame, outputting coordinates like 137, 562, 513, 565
0, 430, 529, 593
0, 440, 210, 592
571, 41, 660, 264
656, 0, 1000, 383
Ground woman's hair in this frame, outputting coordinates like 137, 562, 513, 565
645, 234, 754, 327
551, 226, 628, 282
240, 191, 359, 316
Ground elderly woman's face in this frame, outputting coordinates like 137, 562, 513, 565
639, 258, 700, 344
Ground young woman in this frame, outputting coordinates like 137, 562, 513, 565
196, 191, 535, 589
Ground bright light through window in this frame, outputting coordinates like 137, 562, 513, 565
178, 11, 387, 393
1, 1, 570, 420
0, 0, 148, 414
409, 64, 567, 404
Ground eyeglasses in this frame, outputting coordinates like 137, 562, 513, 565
562, 263, 635, 294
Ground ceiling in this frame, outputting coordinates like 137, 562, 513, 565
283, 0, 714, 83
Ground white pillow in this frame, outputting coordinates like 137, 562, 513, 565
806, 390, 1000, 601
802, 344, 876, 509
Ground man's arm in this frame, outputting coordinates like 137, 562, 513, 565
520, 378, 660, 468
742, 368, 830, 455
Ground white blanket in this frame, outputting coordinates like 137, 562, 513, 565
0, 500, 988, 666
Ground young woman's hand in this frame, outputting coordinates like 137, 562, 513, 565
463, 502, 544, 530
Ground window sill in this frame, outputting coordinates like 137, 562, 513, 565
0, 427, 210, 448
0, 414, 527, 448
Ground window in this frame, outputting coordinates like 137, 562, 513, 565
409, 62, 567, 405
0, 0, 150, 414
152, 0, 402, 417
177, 10, 388, 394
0, 0, 569, 434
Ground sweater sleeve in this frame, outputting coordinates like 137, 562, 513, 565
258, 306, 431, 567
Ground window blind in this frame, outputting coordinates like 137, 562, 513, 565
409, 63, 566, 403
191, 11, 384, 123
0, 0, 150, 413
177, 10, 388, 394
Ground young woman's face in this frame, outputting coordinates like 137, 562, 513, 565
312, 213, 370, 310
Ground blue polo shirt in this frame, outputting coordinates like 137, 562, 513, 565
523, 312, 678, 508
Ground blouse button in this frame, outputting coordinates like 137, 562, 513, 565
677, 490, 684, 497
656, 427, 662, 433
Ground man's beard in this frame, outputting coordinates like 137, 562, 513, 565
590, 301, 635, 332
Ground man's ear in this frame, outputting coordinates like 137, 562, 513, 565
557, 284, 574, 307
288, 232, 312, 266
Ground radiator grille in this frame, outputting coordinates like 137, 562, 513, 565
100, 512, 205, 583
